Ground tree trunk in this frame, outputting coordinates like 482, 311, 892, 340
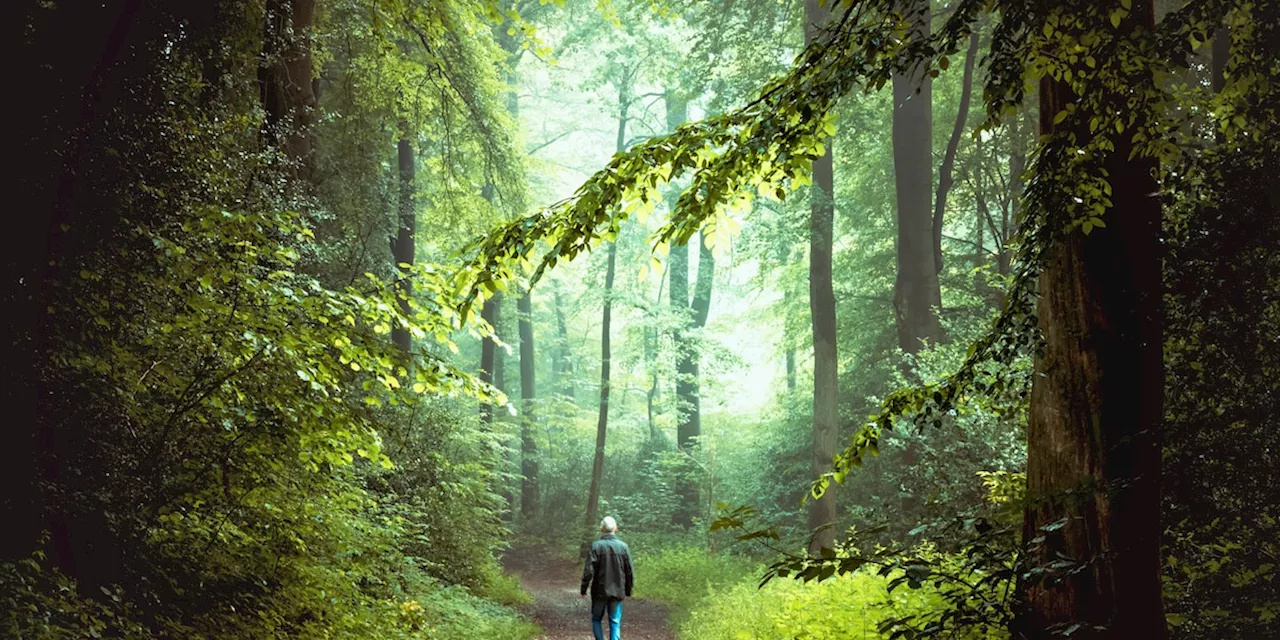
391, 134, 414, 354
552, 284, 574, 399
933, 31, 980, 275
494, 293, 511, 510
645, 267, 667, 440
1211, 26, 1230, 94
661, 91, 704, 528
518, 290, 538, 520
1016, 2, 1166, 637
1001, 113, 1026, 277
479, 296, 501, 425
785, 349, 797, 392
805, 0, 838, 555
584, 241, 617, 541
692, 236, 715, 328
891, 0, 943, 353
670, 241, 696, 447
585, 88, 629, 539
259, 0, 316, 179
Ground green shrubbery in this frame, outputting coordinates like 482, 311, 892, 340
632, 546, 761, 625
629, 537, 1008, 640
2, 551, 539, 640
677, 563, 1005, 640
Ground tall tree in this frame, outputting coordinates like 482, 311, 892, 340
518, 289, 538, 520
478, 295, 502, 425
663, 89, 716, 528
804, 0, 838, 555
551, 283, 574, 398
1211, 26, 1230, 94
890, 0, 943, 353
259, 0, 317, 179
932, 30, 980, 275
1016, 1, 1166, 636
391, 131, 415, 354
584, 82, 630, 540
583, 239, 617, 542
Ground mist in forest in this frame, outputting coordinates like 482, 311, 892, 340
3, 1, 1277, 639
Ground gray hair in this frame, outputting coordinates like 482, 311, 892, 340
600, 516, 618, 533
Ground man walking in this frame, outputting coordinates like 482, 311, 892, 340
579, 516, 633, 640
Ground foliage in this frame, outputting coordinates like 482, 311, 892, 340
678, 545, 1006, 640
632, 545, 761, 626
9, 0, 540, 637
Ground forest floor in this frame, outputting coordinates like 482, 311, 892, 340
503, 546, 675, 640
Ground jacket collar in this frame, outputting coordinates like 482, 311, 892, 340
600, 533, 617, 540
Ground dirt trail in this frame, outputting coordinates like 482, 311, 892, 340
503, 546, 675, 640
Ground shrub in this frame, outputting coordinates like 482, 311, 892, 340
679, 567, 1005, 640
632, 546, 761, 625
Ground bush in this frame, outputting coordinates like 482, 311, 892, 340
1, 551, 540, 640
632, 546, 761, 625
679, 567, 1005, 640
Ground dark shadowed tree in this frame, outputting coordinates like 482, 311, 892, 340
259, 0, 317, 180
1016, 1, 1166, 636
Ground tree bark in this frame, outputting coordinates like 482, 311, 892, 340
585, 88, 629, 539
670, 241, 695, 445
785, 349, 797, 393
518, 290, 538, 520
259, 0, 317, 179
479, 296, 501, 425
891, 0, 944, 353
805, 0, 839, 555
932, 31, 980, 275
552, 284, 574, 398
645, 267, 667, 440
391, 134, 414, 354
1002, 113, 1026, 277
584, 241, 617, 541
1211, 26, 1230, 94
1016, 2, 1166, 637
660, 90, 705, 528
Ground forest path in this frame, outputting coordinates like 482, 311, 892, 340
503, 545, 675, 640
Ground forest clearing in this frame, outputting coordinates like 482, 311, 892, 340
3, 0, 1278, 639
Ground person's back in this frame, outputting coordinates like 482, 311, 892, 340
580, 517, 633, 640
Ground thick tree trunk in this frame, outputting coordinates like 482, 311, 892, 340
1016, 3, 1166, 637
932, 31, 980, 275
518, 290, 538, 520
391, 135, 414, 354
805, 0, 838, 555
670, 242, 696, 446
670, 238, 700, 529
584, 241, 617, 541
259, 0, 316, 179
891, 0, 943, 353
22, 0, 147, 580
661, 91, 704, 528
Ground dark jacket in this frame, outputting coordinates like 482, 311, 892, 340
580, 533, 634, 600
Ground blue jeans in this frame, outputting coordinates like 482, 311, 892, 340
591, 598, 623, 640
